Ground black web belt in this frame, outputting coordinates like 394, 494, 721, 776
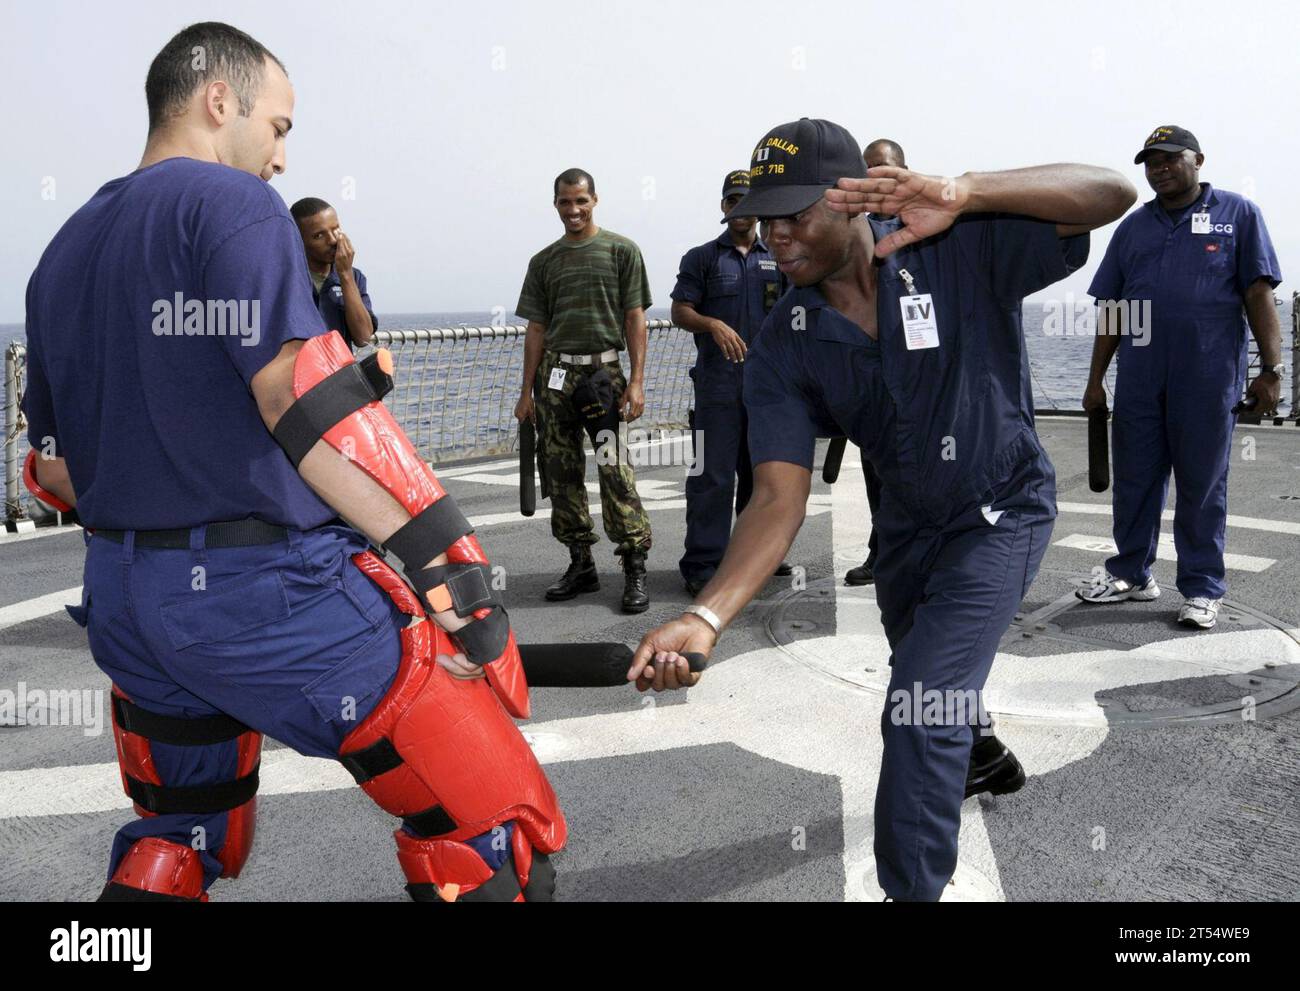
96, 518, 288, 549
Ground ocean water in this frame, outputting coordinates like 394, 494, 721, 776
5, 297, 1294, 444
363, 301, 1297, 415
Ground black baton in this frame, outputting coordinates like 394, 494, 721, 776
823, 436, 847, 484
520, 420, 536, 517
1088, 405, 1110, 493
517, 642, 708, 688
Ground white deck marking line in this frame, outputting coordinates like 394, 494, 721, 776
1058, 501, 1300, 537
1053, 533, 1274, 572
0, 586, 82, 631
0, 525, 85, 546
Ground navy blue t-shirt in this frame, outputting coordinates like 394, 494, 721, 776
314, 266, 378, 348
22, 157, 334, 529
745, 214, 1087, 525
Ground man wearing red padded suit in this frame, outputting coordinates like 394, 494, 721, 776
21, 21, 562, 902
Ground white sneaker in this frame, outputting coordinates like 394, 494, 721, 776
1178, 597, 1221, 629
1075, 572, 1161, 604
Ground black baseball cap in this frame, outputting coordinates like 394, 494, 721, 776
721, 170, 751, 199
1134, 125, 1201, 164
729, 118, 867, 220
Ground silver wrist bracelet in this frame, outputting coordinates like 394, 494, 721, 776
682, 604, 722, 640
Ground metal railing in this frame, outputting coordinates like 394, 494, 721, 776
371, 319, 696, 463
4, 343, 27, 527
6, 303, 1300, 527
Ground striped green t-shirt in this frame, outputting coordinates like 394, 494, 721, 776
514, 228, 653, 353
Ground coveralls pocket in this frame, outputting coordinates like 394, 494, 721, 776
1201, 237, 1234, 275
156, 561, 399, 747
299, 623, 397, 726
158, 571, 290, 650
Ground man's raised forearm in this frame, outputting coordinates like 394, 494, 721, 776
339, 273, 375, 347
961, 165, 1136, 228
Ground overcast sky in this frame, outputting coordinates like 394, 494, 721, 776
2, 0, 1295, 324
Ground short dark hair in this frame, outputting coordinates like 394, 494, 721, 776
145, 22, 286, 134
863, 138, 906, 167
290, 197, 334, 222
554, 168, 596, 199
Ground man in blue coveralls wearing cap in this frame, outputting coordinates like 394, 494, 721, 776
1076, 126, 1282, 630
671, 170, 790, 596
628, 118, 1135, 900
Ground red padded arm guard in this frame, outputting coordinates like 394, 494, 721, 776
23, 449, 74, 515
289, 332, 530, 718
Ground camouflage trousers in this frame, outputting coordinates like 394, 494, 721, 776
534, 351, 652, 558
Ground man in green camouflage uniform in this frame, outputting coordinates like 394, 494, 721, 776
513, 168, 653, 613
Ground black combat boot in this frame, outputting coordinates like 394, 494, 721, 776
621, 551, 649, 614
964, 733, 1026, 799
545, 545, 599, 601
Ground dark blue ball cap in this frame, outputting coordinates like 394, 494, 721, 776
1134, 125, 1201, 164
729, 118, 867, 220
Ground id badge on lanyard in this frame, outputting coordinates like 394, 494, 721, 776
898, 268, 939, 351
1190, 191, 1212, 234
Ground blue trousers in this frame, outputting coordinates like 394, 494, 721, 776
871, 498, 1053, 900
76, 524, 406, 889
680, 397, 753, 582
1108, 354, 1239, 599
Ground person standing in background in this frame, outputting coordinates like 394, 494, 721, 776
291, 197, 378, 348
671, 170, 790, 597
513, 168, 655, 613
844, 138, 907, 586
1076, 126, 1282, 630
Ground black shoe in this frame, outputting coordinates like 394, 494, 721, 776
545, 545, 599, 601
964, 734, 1026, 799
845, 560, 874, 585
774, 561, 794, 577
621, 551, 650, 614
684, 577, 708, 597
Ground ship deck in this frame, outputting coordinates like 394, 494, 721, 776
2, 415, 1298, 901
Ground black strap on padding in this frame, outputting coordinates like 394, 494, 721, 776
272, 354, 392, 467
112, 694, 250, 746
341, 743, 459, 836
338, 737, 403, 784
124, 765, 260, 816
382, 498, 473, 572
404, 805, 458, 838
409, 563, 499, 618
450, 606, 510, 666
